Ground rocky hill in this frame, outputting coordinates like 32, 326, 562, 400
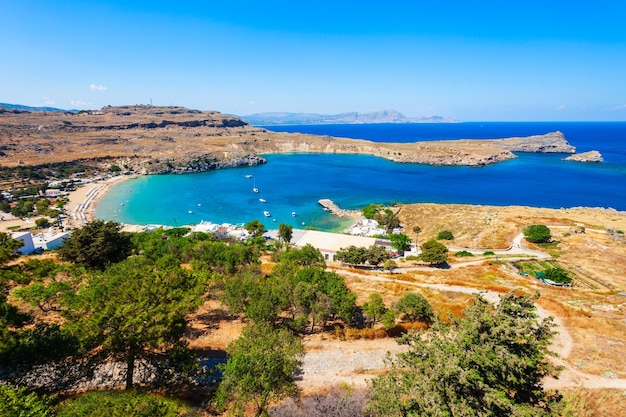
0, 105, 575, 177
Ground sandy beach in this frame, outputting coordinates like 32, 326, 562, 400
64, 175, 135, 228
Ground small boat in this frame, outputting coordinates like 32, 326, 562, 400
263, 211, 271, 217
292, 211, 297, 217
259, 190, 267, 203
253, 179, 259, 193
188, 210, 193, 214
245, 174, 252, 179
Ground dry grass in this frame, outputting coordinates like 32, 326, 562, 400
561, 388, 626, 417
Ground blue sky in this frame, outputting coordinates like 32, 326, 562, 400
2, 1, 626, 121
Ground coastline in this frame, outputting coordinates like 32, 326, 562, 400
64, 174, 136, 228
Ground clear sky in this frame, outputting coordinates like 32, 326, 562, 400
2, 1, 626, 121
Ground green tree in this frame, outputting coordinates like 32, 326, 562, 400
419, 239, 448, 265
545, 267, 572, 285
364, 245, 391, 267
246, 219, 266, 238
523, 224, 552, 243
64, 256, 204, 390
436, 230, 454, 240
35, 217, 50, 228
215, 323, 304, 417
395, 292, 433, 323
362, 293, 387, 326
0, 232, 23, 264
362, 203, 383, 219
374, 208, 400, 233
58, 220, 132, 270
278, 223, 293, 247
335, 245, 367, 266
35, 198, 51, 214
389, 233, 411, 252
279, 244, 326, 268
368, 292, 562, 417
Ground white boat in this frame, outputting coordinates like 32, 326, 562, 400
253, 179, 259, 193
245, 174, 252, 179
259, 190, 267, 203
188, 210, 193, 214
292, 211, 297, 217
264, 211, 271, 217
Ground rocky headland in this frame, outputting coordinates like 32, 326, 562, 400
564, 150, 603, 163
0, 105, 576, 175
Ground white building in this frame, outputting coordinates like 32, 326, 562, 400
32, 231, 70, 251
12, 231, 36, 254
267, 229, 387, 262
13, 231, 69, 253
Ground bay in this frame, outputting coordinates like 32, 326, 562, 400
95, 122, 626, 231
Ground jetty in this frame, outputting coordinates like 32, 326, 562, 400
318, 199, 360, 218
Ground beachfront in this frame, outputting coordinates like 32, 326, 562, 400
0, 175, 134, 234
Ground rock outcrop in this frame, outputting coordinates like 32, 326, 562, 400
496, 131, 576, 153
564, 150, 603, 163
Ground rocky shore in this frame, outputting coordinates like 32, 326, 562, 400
0, 105, 578, 173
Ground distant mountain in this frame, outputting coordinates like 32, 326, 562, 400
239, 109, 458, 125
0, 102, 77, 113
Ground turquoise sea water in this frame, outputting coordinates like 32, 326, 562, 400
95, 122, 626, 231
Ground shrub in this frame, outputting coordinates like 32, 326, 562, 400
523, 224, 551, 243
454, 250, 473, 257
436, 230, 454, 240
545, 267, 572, 285
56, 390, 198, 417
483, 251, 495, 256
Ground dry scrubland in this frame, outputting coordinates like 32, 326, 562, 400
397, 204, 626, 378
182, 203, 626, 415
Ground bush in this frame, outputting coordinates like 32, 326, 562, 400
454, 250, 473, 257
56, 390, 198, 417
35, 218, 50, 228
523, 224, 551, 243
545, 267, 572, 285
483, 251, 495, 256
436, 230, 454, 240
0, 385, 55, 417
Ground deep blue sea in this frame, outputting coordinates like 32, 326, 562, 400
95, 122, 626, 231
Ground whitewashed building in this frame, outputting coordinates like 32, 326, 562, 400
12, 231, 36, 254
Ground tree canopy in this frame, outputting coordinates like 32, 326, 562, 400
277, 223, 293, 247
523, 224, 552, 244
419, 239, 448, 265
215, 322, 304, 417
58, 220, 132, 270
64, 256, 205, 390
395, 292, 433, 323
0, 232, 23, 264
389, 233, 411, 252
368, 292, 562, 417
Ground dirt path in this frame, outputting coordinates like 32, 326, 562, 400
297, 267, 626, 391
